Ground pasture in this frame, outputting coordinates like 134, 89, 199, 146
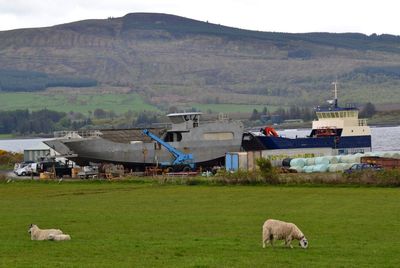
0, 182, 399, 267
0, 92, 158, 115
0, 92, 279, 115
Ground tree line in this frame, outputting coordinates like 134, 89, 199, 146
250, 103, 377, 123
0, 69, 97, 92
0, 109, 88, 134
250, 106, 314, 122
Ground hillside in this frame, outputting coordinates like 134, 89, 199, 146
1, 12, 400, 111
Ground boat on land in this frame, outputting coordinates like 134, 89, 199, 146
44, 112, 244, 170
241, 82, 372, 154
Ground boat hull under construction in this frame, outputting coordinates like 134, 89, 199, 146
44, 113, 244, 170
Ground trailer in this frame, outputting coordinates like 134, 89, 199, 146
361, 156, 400, 169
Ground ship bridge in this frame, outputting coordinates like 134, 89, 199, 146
167, 112, 203, 131
313, 106, 369, 136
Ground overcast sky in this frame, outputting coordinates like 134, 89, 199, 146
0, 0, 399, 35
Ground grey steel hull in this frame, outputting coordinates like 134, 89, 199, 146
44, 120, 244, 169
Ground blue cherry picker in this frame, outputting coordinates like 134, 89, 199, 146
142, 129, 195, 172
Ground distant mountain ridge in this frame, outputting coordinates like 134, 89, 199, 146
1, 12, 400, 107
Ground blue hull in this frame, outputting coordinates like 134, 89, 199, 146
242, 134, 371, 150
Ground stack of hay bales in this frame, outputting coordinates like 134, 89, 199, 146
288, 151, 400, 173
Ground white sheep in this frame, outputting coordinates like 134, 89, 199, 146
48, 233, 71, 241
28, 224, 64, 241
262, 219, 308, 249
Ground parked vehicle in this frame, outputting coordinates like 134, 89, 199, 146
77, 166, 99, 179
13, 161, 34, 173
14, 163, 35, 176
37, 161, 72, 178
361, 156, 400, 169
344, 163, 382, 174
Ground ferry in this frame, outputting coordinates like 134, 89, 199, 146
242, 82, 372, 154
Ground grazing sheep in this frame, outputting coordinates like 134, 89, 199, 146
28, 224, 63, 241
262, 219, 308, 249
48, 233, 71, 241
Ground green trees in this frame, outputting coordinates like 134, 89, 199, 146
0, 70, 97, 92
360, 102, 376, 118
0, 109, 86, 134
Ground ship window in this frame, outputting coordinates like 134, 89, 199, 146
203, 132, 234, 140
335, 112, 339, 117
164, 132, 182, 142
193, 115, 199, 127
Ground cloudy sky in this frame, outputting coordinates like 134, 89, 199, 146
0, 0, 399, 35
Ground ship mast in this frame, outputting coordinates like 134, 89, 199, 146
332, 81, 338, 108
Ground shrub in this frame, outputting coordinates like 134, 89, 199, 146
256, 157, 279, 184
213, 169, 269, 185
0, 150, 23, 168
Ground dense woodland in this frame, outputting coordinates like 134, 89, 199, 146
0, 109, 88, 134
0, 70, 97, 91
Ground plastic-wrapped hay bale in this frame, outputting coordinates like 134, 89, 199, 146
315, 156, 330, 165
282, 158, 293, 167
328, 164, 340, 172
353, 153, 362, 163
383, 152, 393, 158
364, 152, 378, 157
336, 163, 348, 172
303, 165, 314, 173
329, 156, 339, 164
305, 158, 315, 166
324, 156, 333, 163
336, 155, 344, 163
313, 164, 329, 172
339, 155, 351, 163
343, 163, 353, 170
341, 155, 360, 164
392, 152, 400, 159
290, 158, 306, 168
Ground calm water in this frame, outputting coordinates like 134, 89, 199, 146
0, 138, 52, 152
0, 126, 399, 152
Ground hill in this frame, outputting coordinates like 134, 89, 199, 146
1, 12, 400, 112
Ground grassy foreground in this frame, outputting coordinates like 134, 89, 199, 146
0, 182, 399, 267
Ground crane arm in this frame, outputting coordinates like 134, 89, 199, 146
142, 129, 181, 159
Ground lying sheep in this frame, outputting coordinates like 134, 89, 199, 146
262, 219, 308, 249
48, 233, 71, 241
28, 224, 63, 241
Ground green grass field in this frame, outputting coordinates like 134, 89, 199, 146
0, 92, 159, 115
1, 182, 399, 267
0, 134, 14, 139
0, 92, 278, 115
191, 103, 278, 113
